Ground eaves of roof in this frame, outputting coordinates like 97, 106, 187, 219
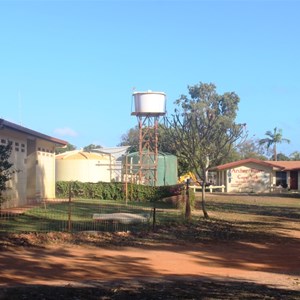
210, 158, 277, 171
0, 118, 68, 147
265, 161, 300, 171
211, 158, 300, 172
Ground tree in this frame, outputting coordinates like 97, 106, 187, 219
0, 141, 14, 209
233, 138, 269, 161
158, 125, 190, 175
55, 143, 76, 154
259, 127, 290, 161
164, 82, 246, 218
118, 126, 139, 153
289, 151, 300, 161
276, 153, 290, 161
83, 144, 102, 152
119, 124, 183, 157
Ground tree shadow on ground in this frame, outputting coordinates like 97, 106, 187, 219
1, 226, 299, 286
0, 277, 299, 299
206, 200, 300, 220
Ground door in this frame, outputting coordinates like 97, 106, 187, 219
290, 171, 298, 190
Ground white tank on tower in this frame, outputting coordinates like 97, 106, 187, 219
132, 90, 166, 116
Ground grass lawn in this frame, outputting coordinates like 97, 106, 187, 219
0, 198, 183, 233
1, 193, 299, 239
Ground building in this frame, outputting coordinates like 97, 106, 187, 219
0, 118, 68, 208
210, 158, 300, 193
56, 150, 116, 183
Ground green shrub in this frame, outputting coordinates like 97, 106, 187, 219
56, 181, 184, 203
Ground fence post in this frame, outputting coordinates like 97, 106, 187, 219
185, 179, 191, 220
68, 182, 72, 232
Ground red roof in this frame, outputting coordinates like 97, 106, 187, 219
266, 161, 300, 171
0, 118, 68, 147
211, 158, 300, 171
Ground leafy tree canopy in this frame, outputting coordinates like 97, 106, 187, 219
118, 124, 178, 155
289, 151, 300, 161
83, 144, 102, 152
230, 138, 269, 161
55, 143, 76, 155
164, 82, 246, 218
118, 126, 139, 153
276, 153, 290, 161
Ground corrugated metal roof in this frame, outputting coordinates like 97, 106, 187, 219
92, 146, 130, 160
0, 118, 68, 146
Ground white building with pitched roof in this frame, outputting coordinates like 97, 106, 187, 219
210, 158, 300, 193
0, 118, 68, 208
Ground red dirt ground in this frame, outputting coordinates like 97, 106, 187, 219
1, 240, 299, 290
0, 194, 299, 299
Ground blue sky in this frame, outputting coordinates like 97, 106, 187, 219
1, 0, 299, 156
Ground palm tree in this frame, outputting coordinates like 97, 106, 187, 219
259, 127, 290, 161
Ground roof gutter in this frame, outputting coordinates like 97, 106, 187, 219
0, 118, 68, 147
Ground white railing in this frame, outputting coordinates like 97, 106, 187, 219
189, 185, 225, 193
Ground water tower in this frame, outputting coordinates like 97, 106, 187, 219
131, 90, 166, 186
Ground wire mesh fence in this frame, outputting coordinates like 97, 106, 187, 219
0, 198, 184, 233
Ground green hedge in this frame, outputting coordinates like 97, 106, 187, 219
56, 181, 184, 202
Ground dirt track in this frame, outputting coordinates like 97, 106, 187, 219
1, 238, 299, 291
1, 193, 300, 299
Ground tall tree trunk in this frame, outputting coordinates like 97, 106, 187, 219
201, 158, 210, 219
201, 182, 209, 219
274, 144, 277, 161
201, 161, 209, 219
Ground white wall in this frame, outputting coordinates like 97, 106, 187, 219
0, 128, 60, 208
36, 141, 56, 199
1, 135, 28, 208
225, 164, 272, 193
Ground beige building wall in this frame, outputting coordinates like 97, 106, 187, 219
226, 163, 272, 193
1, 131, 28, 208
214, 159, 300, 193
36, 140, 56, 199
0, 124, 65, 208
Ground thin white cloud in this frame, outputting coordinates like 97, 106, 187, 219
54, 127, 78, 137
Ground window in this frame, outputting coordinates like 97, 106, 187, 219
276, 171, 287, 188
